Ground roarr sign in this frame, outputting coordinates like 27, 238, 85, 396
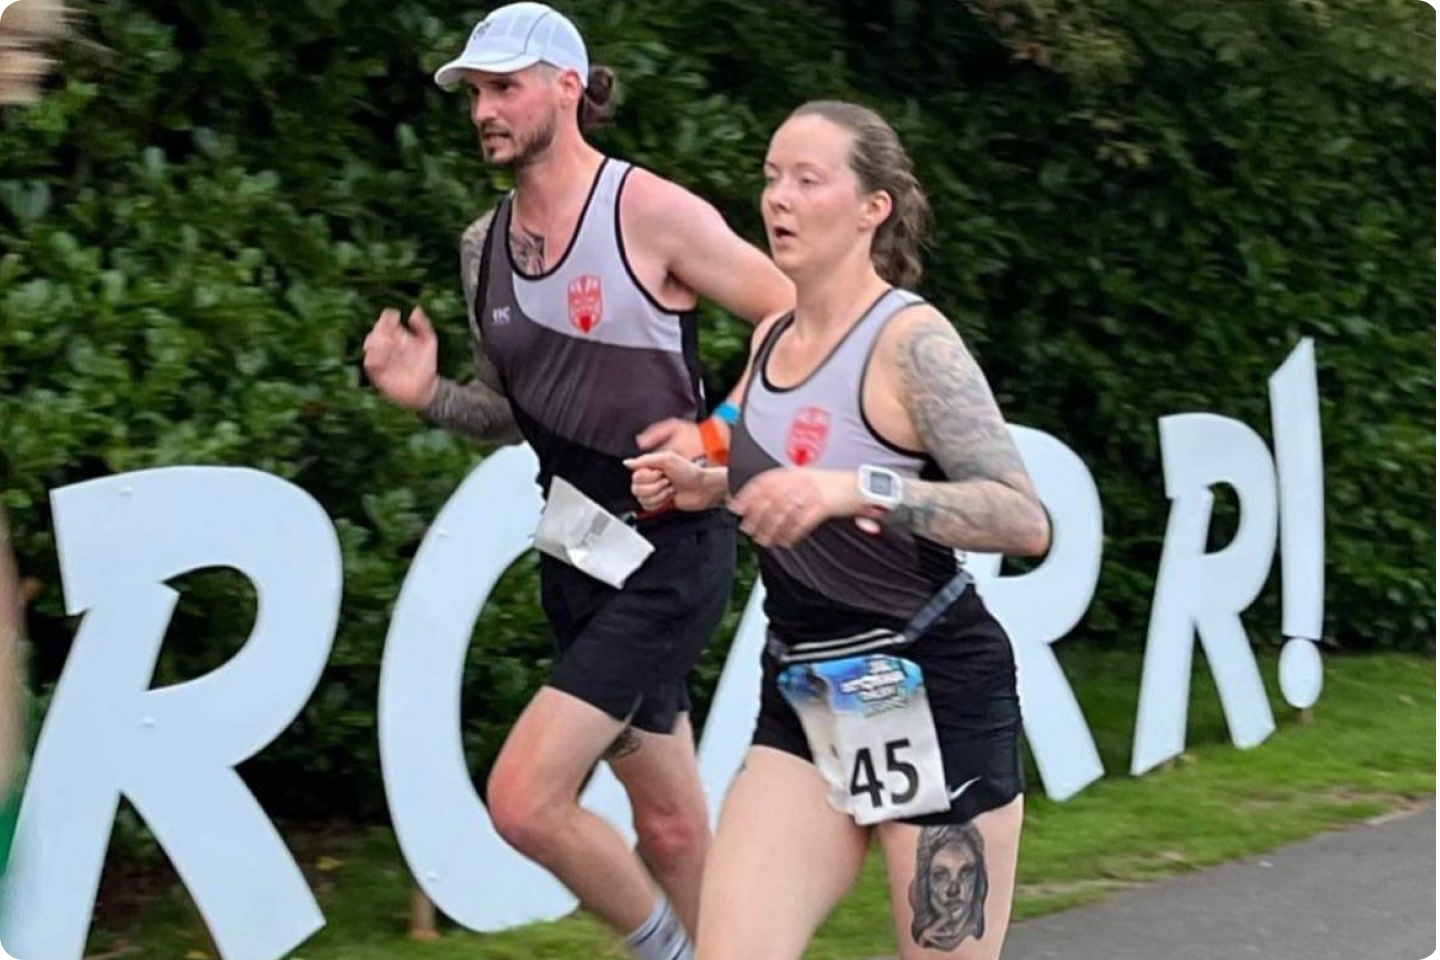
0, 341, 1325, 960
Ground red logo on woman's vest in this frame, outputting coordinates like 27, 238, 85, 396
786, 406, 831, 466
567, 275, 604, 333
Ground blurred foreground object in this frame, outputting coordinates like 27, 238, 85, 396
0, 502, 22, 874
0, 27, 70, 831
0, 0, 67, 105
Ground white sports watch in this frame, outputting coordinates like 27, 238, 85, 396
857, 464, 904, 511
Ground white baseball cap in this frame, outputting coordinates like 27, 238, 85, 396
434, 3, 590, 88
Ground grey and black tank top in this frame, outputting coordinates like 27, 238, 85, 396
474, 158, 705, 512
729, 288, 960, 642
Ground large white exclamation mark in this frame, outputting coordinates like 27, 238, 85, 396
1268, 339, 1325, 708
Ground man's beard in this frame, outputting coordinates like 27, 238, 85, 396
482, 108, 559, 169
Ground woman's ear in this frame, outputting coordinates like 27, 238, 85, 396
861, 189, 893, 230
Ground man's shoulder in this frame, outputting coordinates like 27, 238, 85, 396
618, 165, 716, 224
461, 208, 499, 247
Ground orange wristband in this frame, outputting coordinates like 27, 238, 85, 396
698, 417, 729, 466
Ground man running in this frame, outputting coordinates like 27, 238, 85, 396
363, 5, 791, 959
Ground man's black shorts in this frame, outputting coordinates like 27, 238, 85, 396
542, 510, 736, 735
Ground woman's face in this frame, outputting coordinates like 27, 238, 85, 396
928, 844, 981, 918
761, 114, 886, 281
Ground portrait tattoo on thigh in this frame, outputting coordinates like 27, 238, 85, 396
909, 823, 989, 951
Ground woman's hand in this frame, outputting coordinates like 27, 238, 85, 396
728, 468, 869, 548
625, 451, 717, 512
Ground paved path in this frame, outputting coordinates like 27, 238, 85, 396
998, 805, 1435, 960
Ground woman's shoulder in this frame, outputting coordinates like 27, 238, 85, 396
874, 300, 965, 370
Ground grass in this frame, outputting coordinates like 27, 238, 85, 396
85, 647, 1434, 960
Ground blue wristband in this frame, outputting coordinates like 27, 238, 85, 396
713, 401, 740, 426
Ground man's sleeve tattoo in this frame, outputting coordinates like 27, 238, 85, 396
425, 211, 522, 444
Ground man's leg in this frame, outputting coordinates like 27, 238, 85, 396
503, 517, 732, 947
606, 713, 710, 934
486, 686, 660, 934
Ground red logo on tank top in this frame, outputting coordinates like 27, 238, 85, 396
567, 274, 604, 333
786, 406, 831, 466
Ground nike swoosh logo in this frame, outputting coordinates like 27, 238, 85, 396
948, 776, 982, 800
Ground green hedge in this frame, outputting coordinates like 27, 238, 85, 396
0, 0, 1432, 819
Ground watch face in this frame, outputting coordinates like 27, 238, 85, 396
869, 473, 896, 497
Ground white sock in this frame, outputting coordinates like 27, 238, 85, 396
623, 897, 694, 960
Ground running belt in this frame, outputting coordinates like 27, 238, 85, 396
766, 569, 975, 664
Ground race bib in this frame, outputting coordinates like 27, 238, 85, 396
533, 477, 654, 588
778, 651, 951, 825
